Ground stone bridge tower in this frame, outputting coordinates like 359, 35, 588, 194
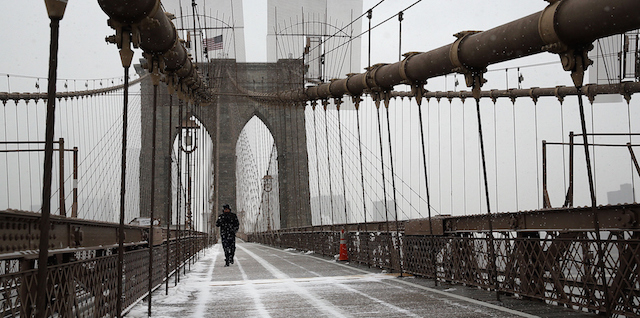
137, 59, 312, 230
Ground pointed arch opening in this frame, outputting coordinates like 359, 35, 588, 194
236, 115, 279, 235
171, 114, 214, 233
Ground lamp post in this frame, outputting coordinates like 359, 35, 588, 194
38, 1, 67, 317
179, 116, 199, 231
263, 175, 273, 232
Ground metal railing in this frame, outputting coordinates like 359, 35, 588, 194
0, 209, 210, 317
249, 204, 640, 317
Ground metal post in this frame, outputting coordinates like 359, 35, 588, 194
166, 94, 172, 295
117, 65, 129, 318
38, 1, 67, 315
115, 25, 134, 318
72, 147, 78, 218
148, 58, 160, 317
187, 150, 192, 270
565, 131, 575, 207
176, 99, 183, 285
58, 138, 66, 216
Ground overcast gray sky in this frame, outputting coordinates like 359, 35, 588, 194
0, 0, 549, 89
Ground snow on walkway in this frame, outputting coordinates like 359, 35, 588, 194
126, 242, 542, 318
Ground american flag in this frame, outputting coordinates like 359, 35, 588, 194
204, 35, 223, 51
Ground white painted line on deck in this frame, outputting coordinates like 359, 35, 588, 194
261, 244, 540, 318
237, 244, 349, 318
208, 274, 395, 286
192, 244, 220, 318
269, 252, 423, 318
391, 279, 540, 318
236, 258, 272, 318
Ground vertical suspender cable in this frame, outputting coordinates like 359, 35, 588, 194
148, 59, 159, 317
354, 99, 370, 267
322, 7, 327, 82
313, 104, 323, 228
590, 102, 597, 197
337, 101, 349, 225
384, 99, 403, 275
398, 12, 403, 62
375, 99, 390, 237
628, 101, 636, 202
3, 105, 9, 208
437, 100, 442, 213
472, 80, 497, 297
323, 103, 335, 230
560, 101, 567, 197
367, 9, 372, 69
534, 100, 541, 208
576, 86, 611, 314
415, 90, 436, 284
38, 4, 65, 315
165, 94, 172, 295
449, 99, 453, 212
493, 101, 498, 212
512, 101, 519, 210
191, 0, 199, 65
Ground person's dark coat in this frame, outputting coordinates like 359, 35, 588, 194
216, 209, 239, 265
216, 212, 239, 237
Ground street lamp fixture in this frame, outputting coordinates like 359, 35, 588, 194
179, 115, 200, 154
263, 175, 273, 193
45, 0, 68, 20
263, 175, 273, 232
178, 115, 200, 230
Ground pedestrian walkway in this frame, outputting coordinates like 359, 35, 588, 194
126, 242, 596, 318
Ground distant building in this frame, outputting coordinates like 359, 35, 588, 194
368, 200, 397, 223
607, 183, 635, 204
311, 195, 353, 224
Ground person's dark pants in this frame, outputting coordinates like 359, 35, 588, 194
221, 233, 236, 264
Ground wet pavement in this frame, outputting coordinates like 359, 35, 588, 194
126, 242, 597, 318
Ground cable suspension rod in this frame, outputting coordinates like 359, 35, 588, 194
389, 82, 640, 103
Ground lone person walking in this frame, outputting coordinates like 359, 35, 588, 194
216, 204, 239, 266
